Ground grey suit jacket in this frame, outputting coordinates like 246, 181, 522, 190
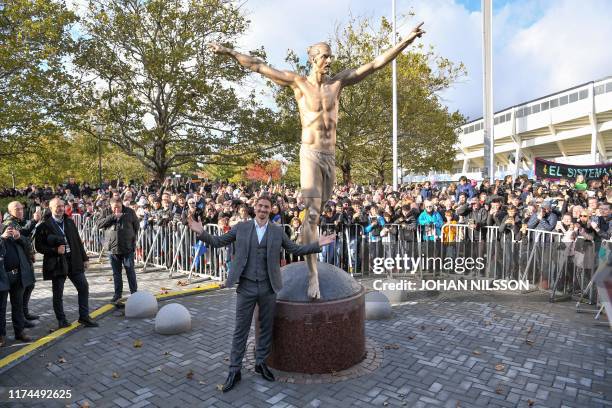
196, 220, 321, 292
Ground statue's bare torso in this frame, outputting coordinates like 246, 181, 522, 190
293, 77, 340, 153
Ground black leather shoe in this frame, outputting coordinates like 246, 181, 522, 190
24, 313, 39, 320
15, 332, 32, 342
58, 319, 71, 329
23, 320, 35, 328
221, 371, 241, 392
255, 363, 275, 382
78, 317, 99, 328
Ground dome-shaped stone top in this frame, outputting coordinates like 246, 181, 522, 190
278, 261, 362, 302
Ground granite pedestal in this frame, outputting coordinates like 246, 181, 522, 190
265, 262, 366, 374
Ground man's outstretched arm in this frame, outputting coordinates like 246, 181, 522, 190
209, 43, 299, 87
335, 22, 425, 87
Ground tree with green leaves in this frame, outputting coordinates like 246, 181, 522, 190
73, 0, 289, 180
0, 0, 77, 157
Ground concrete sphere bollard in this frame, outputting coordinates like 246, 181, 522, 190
365, 291, 392, 320
125, 291, 158, 319
155, 303, 192, 335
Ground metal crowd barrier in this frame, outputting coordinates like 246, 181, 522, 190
71, 214, 601, 304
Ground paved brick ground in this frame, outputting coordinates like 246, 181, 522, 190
0, 255, 210, 359
0, 281, 610, 407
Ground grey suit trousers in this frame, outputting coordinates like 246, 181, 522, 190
230, 277, 276, 371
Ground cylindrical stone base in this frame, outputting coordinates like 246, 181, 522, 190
266, 286, 366, 374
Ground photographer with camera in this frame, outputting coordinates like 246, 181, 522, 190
0, 223, 35, 345
527, 201, 557, 232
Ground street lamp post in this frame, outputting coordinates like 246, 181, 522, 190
391, 0, 399, 191
95, 123, 104, 188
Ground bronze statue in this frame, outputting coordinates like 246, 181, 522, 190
209, 22, 425, 299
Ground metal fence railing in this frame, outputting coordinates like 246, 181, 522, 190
70, 215, 605, 308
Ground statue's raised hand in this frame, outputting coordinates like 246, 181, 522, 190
408, 22, 425, 40
207, 43, 231, 55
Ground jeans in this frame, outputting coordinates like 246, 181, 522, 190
109, 252, 138, 298
0, 280, 25, 336
52, 272, 90, 321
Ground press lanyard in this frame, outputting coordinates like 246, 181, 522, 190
52, 218, 66, 236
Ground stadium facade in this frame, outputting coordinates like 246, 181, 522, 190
408, 75, 612, 182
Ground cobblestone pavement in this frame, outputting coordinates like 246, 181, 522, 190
0, 282, 610, 408
0, 255, 210, 359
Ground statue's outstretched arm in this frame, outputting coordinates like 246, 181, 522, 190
334, 22, 425, 87
209, 43, 299, 87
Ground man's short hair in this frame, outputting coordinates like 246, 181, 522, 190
109, 198, 123, 207
256, 195, 273, 206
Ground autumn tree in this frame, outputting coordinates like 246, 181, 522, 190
245, 160, 282, 183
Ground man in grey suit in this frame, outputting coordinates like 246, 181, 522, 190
188, 195, 335, 392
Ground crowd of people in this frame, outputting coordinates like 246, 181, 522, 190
2, 173, 611, 245
1, 173, 611, 345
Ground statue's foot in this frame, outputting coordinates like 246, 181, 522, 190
308, 275, 321, 300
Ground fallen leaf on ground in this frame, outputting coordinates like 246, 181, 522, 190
407, 335, 415, 340
164, 351, 169, 356
112, 372, 120, 379
223, 356, 229, 361
420, 325, 425, 330
46, 362, 52, 368
57, 357, 67, 364
186, 370, 194, 379
525, 339, 534, 346
133, 339, 143, 348
526, 325, 533, 334
384, 344, 400, 350
160, 287, 171, 291
198, 381, 206, 385
79, 402, 90, 408
473, 350, 481, 355
495, 385, 504, 394
383, 402, 389, 406
107, 278, 113, 282
177, 280, 188, 286
216, 384, 224, 391
439, 326, 446, 331
495, 364, 505, 371
527, 399, 534, 406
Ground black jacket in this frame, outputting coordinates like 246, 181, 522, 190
96, 206, 140, 255
34, 215, 88, 280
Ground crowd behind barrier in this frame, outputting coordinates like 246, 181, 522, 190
2, 173, 611, 312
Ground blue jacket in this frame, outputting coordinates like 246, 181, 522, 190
365, 216, 385, 242
418, 211, 444, 241
455, 183, 476, 201
420, 188, 433, 201
527, 212, 558, 232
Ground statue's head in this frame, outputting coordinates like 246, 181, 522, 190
307, 42, 333, 75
